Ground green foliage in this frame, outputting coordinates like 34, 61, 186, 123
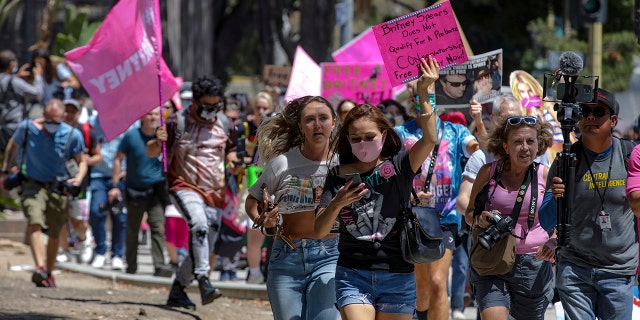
52, 5, 102, 56
0, 0, 21, 30
524, 18, 639, 92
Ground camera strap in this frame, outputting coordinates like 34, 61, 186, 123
509, 163, 538, 239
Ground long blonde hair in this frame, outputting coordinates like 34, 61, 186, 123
257, 96, 339, 165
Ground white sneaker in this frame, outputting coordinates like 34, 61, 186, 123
452, 310, 466, 320
246, 272, 264, 284
91, 254, 106, 268
111, 256, 124, 270
56, 251, 73, 263
77, 239, 93, 264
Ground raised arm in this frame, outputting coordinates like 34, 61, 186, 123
408, 56, 439, 173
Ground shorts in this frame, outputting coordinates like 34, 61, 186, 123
68, 198, 89, 221
442, 223, 458, 251
21, 179, 69, 238
335, 265, 416, 315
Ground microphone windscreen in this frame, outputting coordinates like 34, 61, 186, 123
559, 51, 583, 76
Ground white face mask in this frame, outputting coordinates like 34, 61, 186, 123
199, 109, 217, 120
44, 122, 60, 134
393, 115, 404, 126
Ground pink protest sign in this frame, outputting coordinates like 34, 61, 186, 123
65, 0, 178, 141
284, 46, 321, 103
372, 0, 468, 87
332, 28, 384, 64
321, 62, 393, 107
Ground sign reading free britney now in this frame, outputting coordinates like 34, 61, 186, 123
373, 0, 468, 87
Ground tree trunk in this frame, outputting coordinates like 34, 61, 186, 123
300, 1, 336, 64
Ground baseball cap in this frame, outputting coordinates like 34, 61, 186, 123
63, 99, 81, 111
440, 111, 467, 126
595, 88, 619, 115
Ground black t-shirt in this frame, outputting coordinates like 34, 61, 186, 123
318, 150, 416, 273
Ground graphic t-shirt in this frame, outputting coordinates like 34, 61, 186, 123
248, 148, 336, 214
395, 118, 475, 226
318, 151, 415, 273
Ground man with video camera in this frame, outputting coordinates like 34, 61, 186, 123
0, 98, 86, 288
539, 88, 638, 320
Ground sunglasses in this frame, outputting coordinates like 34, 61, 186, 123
445, 80, 468, 88
198, 102, 224, 111
506, 116, 537, 126
580, 106, 610, 118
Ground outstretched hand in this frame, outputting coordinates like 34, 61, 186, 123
415, 56, 440, 105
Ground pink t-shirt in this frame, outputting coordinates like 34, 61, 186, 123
625, 145, 640, 275
488, 161, 548, 255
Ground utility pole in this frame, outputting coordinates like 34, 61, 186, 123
588, 22, 603, 79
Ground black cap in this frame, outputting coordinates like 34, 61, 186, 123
596, 88, 618, 115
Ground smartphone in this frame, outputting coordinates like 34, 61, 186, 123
345, 173, 362, 189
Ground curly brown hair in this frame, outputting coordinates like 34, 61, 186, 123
486, 116, 553, 159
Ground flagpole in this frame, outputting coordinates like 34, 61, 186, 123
150, 1, 167, 173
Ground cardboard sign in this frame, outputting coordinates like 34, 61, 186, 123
321, 62, 393, 107
263, 65, 292, 87
284, 46, 321, 103
372, 0, 468, 87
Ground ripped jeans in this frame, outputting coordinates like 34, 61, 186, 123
171, 189, 221, 284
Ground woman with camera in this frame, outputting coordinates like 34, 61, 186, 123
464, 116, 556, 320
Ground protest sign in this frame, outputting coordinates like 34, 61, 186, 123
435, 49, 503, 109
65, 0, 178, 141
332, 28, 384, 64
372, 0, 468, 87
263, 65, 292, 88
321, 62, 393, 107
284, 46, 321, 103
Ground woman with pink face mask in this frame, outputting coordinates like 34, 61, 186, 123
314, 57, 439, 320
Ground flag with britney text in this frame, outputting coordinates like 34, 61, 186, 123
65, 0, 178, 141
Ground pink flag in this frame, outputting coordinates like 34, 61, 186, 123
65, 0, 178, 141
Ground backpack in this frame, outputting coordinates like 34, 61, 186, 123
169, 109, 231, 164
570, 137, 636, 172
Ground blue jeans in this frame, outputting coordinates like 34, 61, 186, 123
556, 261, 635, 320
89, 178, 125, 258
267, 237, 340, 320
450, 234, 469, 312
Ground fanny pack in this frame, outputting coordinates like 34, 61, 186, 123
125, 187, 156, 201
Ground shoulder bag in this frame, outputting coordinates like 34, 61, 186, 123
397, 121, 445, 264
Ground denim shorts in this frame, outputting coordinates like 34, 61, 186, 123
471, 253, 553, 320
335, 265, 416, 315
442, 223, 458, 251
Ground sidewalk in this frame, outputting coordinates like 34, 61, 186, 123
55, 240, 268, 300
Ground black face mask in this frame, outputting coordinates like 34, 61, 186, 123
196, 102, 222, 120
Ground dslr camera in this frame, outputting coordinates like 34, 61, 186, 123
52, 179, 81, 197
478, 211, 514, 250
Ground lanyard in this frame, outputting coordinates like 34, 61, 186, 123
581, 148, 614, 212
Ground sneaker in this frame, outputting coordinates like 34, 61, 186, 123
91, 254, 106, 268
56, 251, 73, 263
452, 310, 466, 320
77, 238, 93, 264
111, 256, 124, 270
246, 271, 264, 284
46, 275, 56, 288
197, 276, 222, 305
31, 268, 51, 288
166, 280, 196, 310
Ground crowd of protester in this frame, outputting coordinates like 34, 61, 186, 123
2, 46, 640, 320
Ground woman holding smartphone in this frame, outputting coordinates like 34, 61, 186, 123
315, 57, 439, 320
245, 95, 340, 320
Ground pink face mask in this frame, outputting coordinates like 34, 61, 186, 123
350, 137, 384, 163
521, 96, 542, 111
